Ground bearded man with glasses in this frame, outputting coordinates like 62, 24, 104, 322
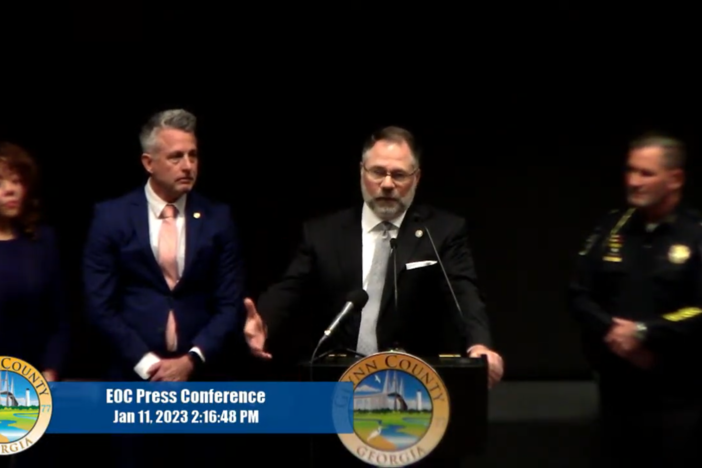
243, 126, 503, 392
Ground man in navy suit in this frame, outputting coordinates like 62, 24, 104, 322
83, 109, 244, 466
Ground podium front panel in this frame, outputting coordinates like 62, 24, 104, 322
298, 354, 488, 466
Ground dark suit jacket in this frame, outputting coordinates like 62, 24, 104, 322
258, 203, 492, 360
82, 188, 245, 379
0, 225, 70, 375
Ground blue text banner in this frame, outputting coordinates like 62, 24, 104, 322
45, 382, 353, 434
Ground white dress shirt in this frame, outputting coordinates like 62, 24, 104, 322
360, 203, 481, 355
133, 180, 205, 380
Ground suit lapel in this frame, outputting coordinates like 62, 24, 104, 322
336, 208, 363, 291
179, 193, 205, 286
379, 206, 426, 317
130, 191, 167, 285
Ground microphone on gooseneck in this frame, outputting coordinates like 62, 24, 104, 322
412, 213, 464, 321
317, 289, 369, 348
308, 288, 367, 467
389, 237, 399, 318
388, 237, 405, 352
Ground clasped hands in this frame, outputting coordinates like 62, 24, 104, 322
604, 317, 654, 369
42, 369, 58, 382
147, 355, 194, 381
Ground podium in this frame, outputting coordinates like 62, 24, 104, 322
298, 352, 488, 467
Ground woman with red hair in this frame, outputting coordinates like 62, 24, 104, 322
0, 142, 69, 467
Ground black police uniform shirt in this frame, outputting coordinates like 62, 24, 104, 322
569, 205, 702, 378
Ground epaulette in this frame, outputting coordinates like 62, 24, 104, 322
679, 208, 702, 221
671, 208, 702, 231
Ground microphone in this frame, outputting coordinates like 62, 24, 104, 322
318, 289, 369, 347
412, 212, 464, 329
389, 237, 399, 318
308, 288, 366, 468
388, 237, 404, 352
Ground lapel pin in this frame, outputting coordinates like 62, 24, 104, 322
193, 212, 201, 219
415, 229, 423, 237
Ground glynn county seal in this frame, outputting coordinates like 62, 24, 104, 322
0, 357, 53, 455
336, 351, 450, 467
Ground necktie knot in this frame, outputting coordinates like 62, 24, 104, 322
378, 221, 394, 238
161, 204, 178, 219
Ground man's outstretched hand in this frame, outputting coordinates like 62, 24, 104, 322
244, 298, 272, 359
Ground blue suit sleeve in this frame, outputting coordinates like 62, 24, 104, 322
82, 204, 151, 367
40, 227, 71, 376
191, 206, 245, 360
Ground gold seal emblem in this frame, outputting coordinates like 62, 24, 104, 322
668, 245, 690, 264
336, 351, 449, 467
0, 357, 52, 455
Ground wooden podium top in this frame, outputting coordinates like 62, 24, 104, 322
300, 353, 488, 374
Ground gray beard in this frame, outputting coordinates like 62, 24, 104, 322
361, 181, 416, 220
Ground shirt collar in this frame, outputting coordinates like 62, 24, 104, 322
629, 203, 686, 233
144, 179, 187, 218
361, 202, 407, 233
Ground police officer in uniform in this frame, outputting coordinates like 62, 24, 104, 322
569, 134, 702, 467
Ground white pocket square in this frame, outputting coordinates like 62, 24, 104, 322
406, 260, 437, 270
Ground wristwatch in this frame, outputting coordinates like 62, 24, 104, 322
634, 322, 648, 340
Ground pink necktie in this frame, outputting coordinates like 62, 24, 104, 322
158, 204, 179, 351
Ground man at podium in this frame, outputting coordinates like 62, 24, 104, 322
243, 126, 503, 388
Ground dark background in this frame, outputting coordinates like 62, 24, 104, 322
3, 36, 700, 382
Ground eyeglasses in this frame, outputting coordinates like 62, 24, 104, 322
363, 165, 417, 183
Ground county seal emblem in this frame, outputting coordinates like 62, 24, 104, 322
0, 357, 52, 455
337, 351, 450, 467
